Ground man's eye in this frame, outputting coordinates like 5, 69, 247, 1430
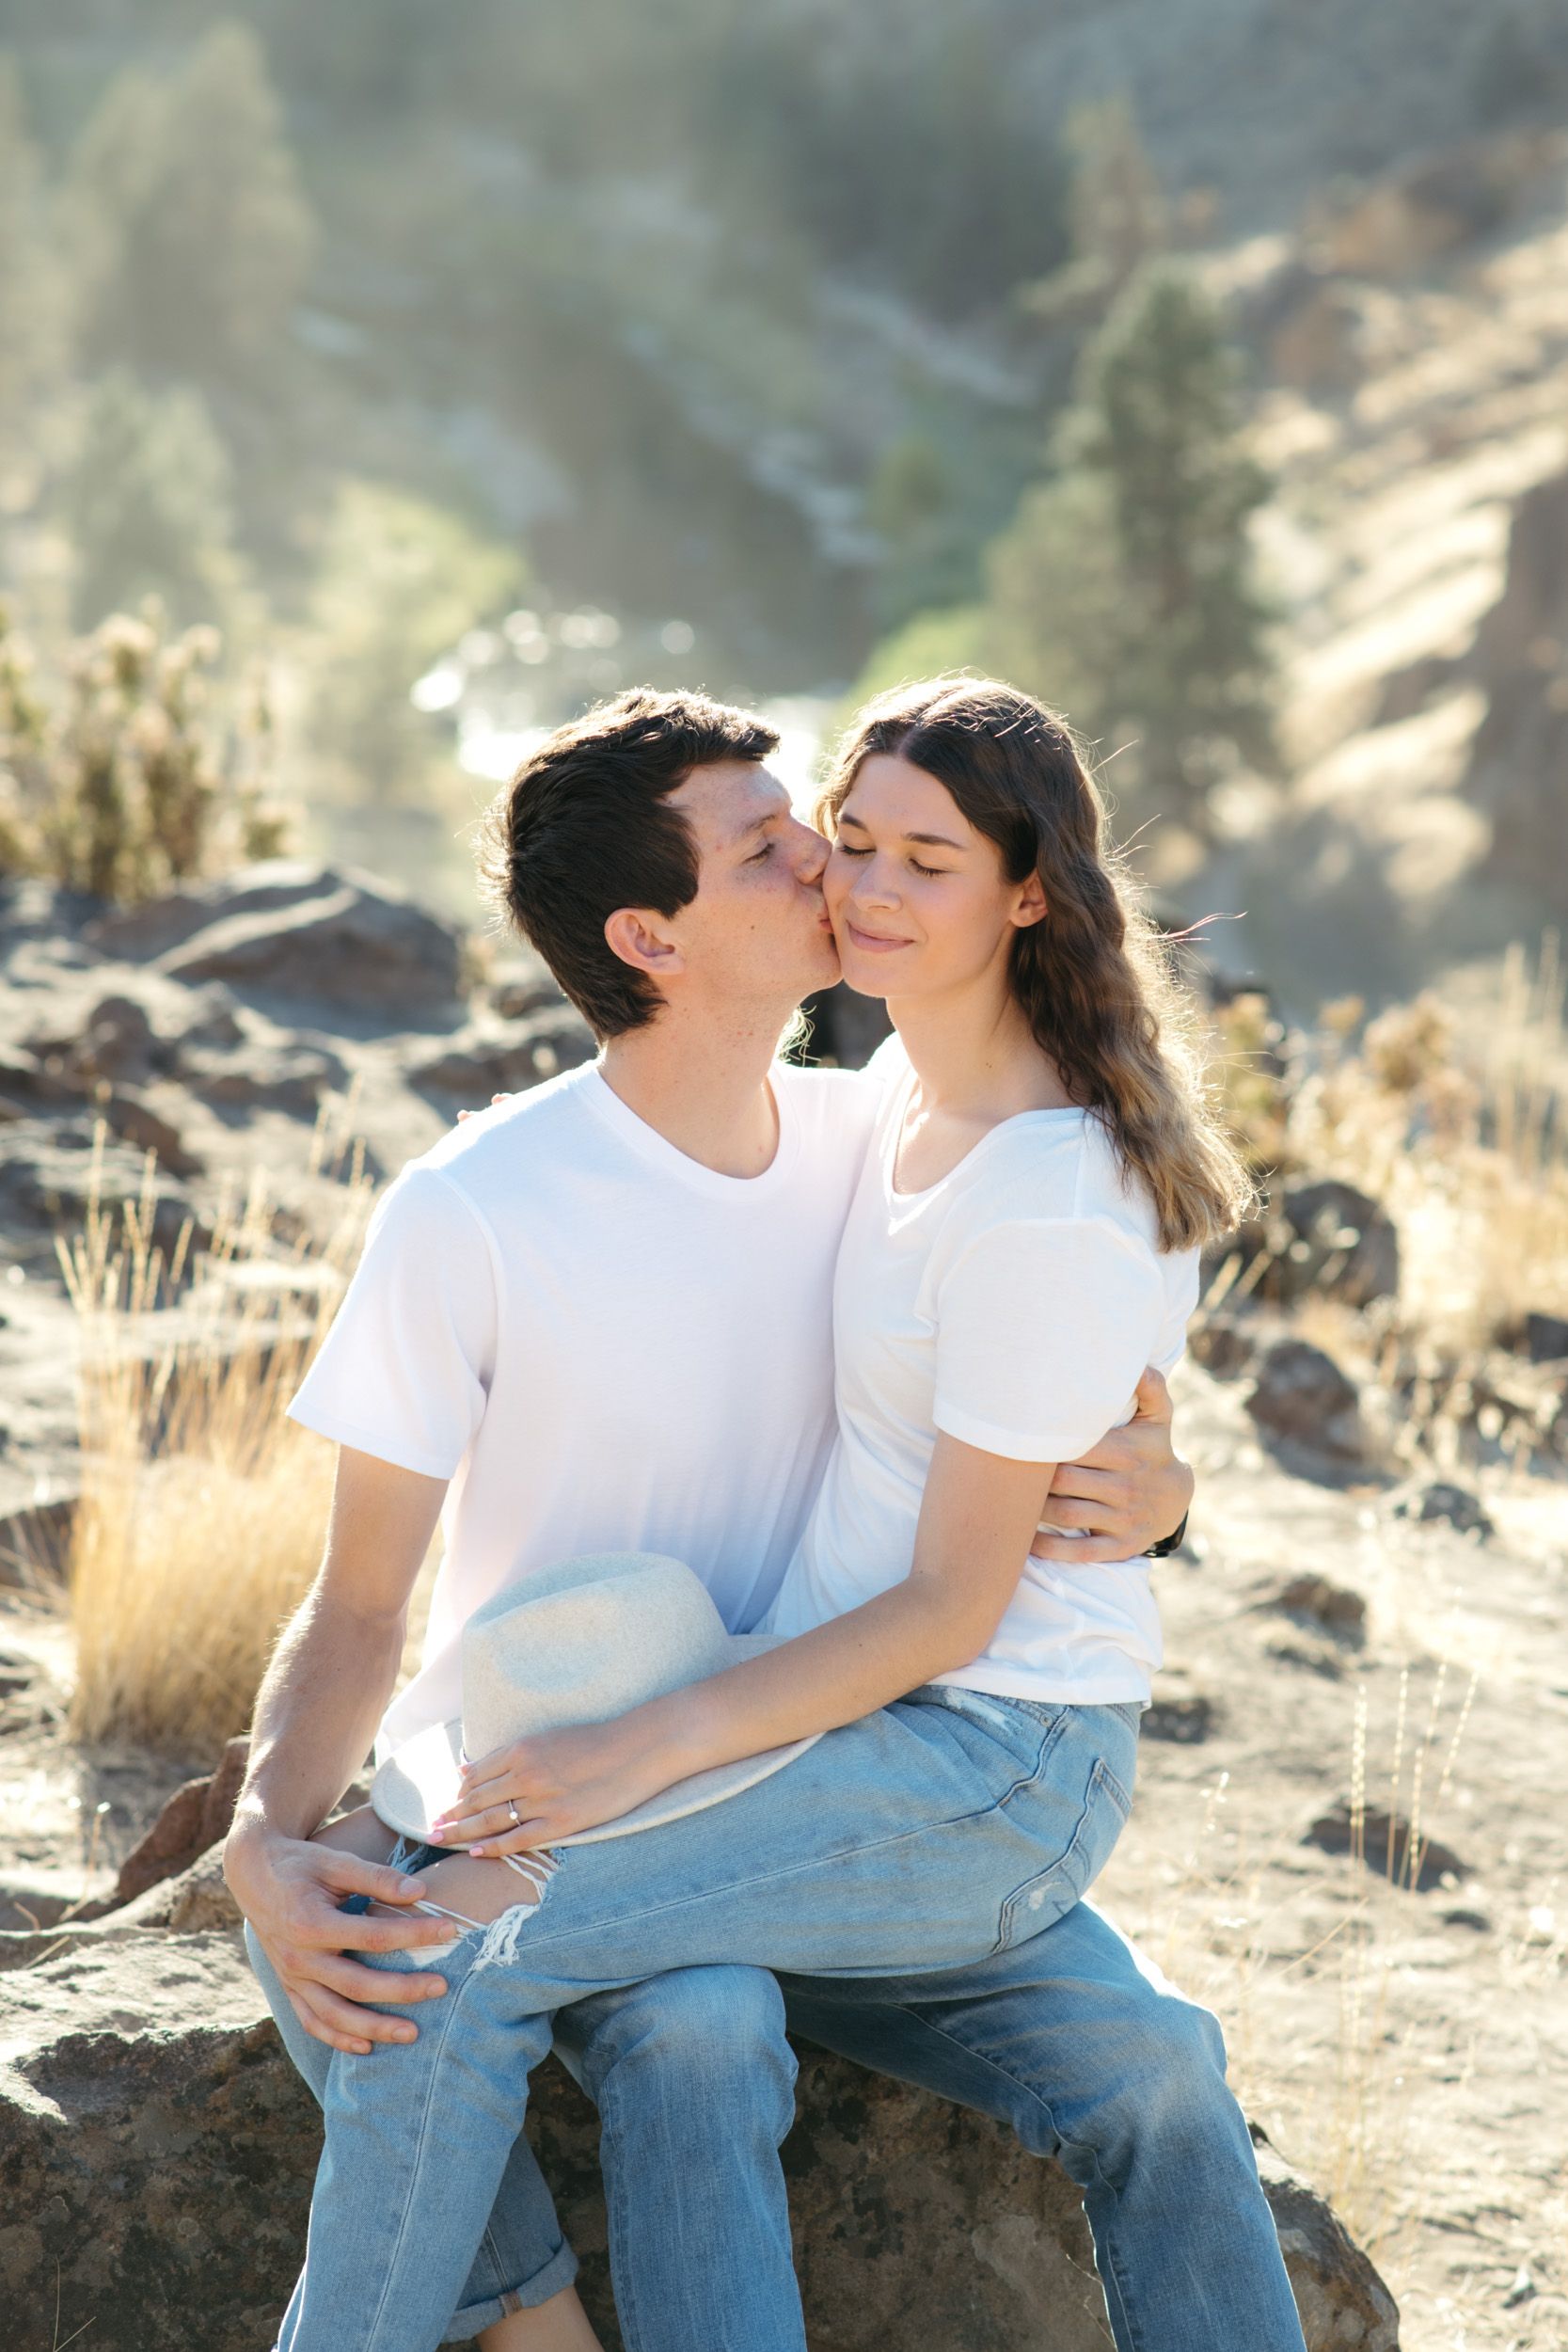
749, 841, 774, 863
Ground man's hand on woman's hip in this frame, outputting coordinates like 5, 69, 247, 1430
224, 1814, 465, 2058
1030, 1368, 1195, 1565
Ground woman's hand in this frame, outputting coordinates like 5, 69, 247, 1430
430, 1710, 683, 1851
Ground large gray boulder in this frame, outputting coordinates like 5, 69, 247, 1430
82, 861, 466, 1020
1, 1929, 1398, 2351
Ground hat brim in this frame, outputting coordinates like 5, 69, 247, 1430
370, 1633, 823, 1849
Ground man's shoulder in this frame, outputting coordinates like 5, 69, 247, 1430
406, 1061, 603, 1195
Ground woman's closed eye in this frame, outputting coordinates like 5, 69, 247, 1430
836, 842, 947, 879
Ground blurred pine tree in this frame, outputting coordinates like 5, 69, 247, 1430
65, 24, 312, 393
982, 269, 1276, 829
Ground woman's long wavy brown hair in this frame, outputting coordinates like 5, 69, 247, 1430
819, 676, 1256, 1252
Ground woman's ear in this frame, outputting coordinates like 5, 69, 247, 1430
1010, 872, 1049, 930
604, 907, 685, 978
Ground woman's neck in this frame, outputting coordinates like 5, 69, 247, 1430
887, 975, 1073, 1123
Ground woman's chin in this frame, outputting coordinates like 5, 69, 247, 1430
832, 950, 896, 1001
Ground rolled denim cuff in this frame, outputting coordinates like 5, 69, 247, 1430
439, 2231, 580, 2342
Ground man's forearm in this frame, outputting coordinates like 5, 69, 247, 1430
232, 1582, 406, 1847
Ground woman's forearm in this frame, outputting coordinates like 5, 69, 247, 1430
641, 1436, 1058, 1785
645, 1578, 984, 1781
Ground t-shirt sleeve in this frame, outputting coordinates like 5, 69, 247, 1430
933, 1216, 1167, 1464
286, 1167, 497, 1481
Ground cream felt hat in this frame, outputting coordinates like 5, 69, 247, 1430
371, 1551, 822, 1848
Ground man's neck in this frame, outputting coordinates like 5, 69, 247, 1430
599, 1002, 796, 1178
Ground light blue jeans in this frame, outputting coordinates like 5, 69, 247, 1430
273, 1686, 1149, 2350
250, 1698, 1305, 2351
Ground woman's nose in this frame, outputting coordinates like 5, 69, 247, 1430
852, 861, 900, 909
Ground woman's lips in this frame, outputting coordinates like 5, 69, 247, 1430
844, 919, 912, 953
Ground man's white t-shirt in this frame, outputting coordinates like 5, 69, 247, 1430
766, 1048, 1198, 1704
288, 1059, 879, 1757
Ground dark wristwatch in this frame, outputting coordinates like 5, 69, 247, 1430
1146, 1512, 1189, 1560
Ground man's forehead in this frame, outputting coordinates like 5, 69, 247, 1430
671, 760, 791, 843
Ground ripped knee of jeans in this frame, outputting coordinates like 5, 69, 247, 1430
470, 1851, 562, 1973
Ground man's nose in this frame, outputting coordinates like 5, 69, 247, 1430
792, 820, 830, 882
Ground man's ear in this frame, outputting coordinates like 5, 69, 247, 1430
604, 907, 686, 980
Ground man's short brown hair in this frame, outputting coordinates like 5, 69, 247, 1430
477, 687, 780, 1040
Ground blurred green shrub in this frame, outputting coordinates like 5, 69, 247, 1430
300, 480, 523, 805
0, 604, 289, 902
63, 370, 243, 632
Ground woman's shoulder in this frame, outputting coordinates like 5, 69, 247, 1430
951, 1110, 1161, 1251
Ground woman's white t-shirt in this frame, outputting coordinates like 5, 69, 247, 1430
767, 1043, 1199, 1703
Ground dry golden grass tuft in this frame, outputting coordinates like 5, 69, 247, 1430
1204, 939, 1568, 1470
59, 1116, 373, 1755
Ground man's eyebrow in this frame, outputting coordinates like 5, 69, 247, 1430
727, 803, 788, 848
837, 809, 966, 852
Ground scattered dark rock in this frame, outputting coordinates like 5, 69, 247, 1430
1274, 1574, 1368, 1643
0, 1932, 1399, 2352
1502, 2265, 1536, 2309
406, 1015, 593, 1102
490, 972, 568, 1021
1189, 1314, 1259, 1379
0, 1123, 208, 1268
1304, 1799, 1468, 1892
80, 992, 157, 1082
109, 1738, 250, 1908
0, 1042, 79, 1108
85, 861, 361, 962
1440, 1907, 1492, 1932
1394, 1481, 1495, 1539
1247, 1340, 1365, 1461
1277, 1180, 1401, 1310
1143, 1692, 1215, 1743
151, 866, 465, 1019
1248, 2126, 1401, 2352
183, 1039, 348, 1119
0, 1496, 73, 1585
1267, 1636, 1347, 1678
100, 1087, 204, 1177
1516, 1311, 1568, 1364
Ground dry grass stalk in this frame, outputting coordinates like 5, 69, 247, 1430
59, 1117, 372, 1755
1147, 1665, 1479, 2275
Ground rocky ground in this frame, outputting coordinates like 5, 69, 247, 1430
0, 860, 589, 1564
0, 862, 1563, 2348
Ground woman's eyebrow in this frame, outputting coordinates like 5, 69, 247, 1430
839, 810, 965, 853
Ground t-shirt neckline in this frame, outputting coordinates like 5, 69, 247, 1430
581, 1061, 801, 1199
883, 1060, 1085, 1204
